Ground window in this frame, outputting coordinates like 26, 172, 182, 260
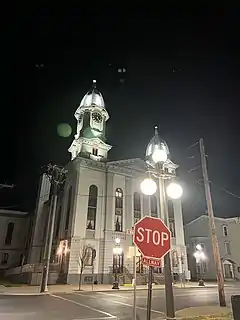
169, 219, 176, 237
224, 241, 231, 255
133, 192, 141, 224
115, 188, 123, 231
150, 195, 157, 218
168, 200, 174, 219
223, 225, 228, 237
1, 253, 9, 265
86, 185, 98, 230
5, 222, 14, 245
84, 247, 94, 266
92, 148, 98, 156
172, 250, 178, 267
65, 186, 72, 230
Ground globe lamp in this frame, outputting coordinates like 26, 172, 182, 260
140, 178, 157, 196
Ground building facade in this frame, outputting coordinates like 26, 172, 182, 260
184, 215, 240, 281
0, 209, 31, 271
30, 82, 189, 285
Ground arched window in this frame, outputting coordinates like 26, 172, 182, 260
65, 186, 72, 231
150, 195, 158, 218
5, 222, 14, 245
115, 188, 123, 231
1, 253, 9, 265
133, 192, 141, 224
87, 185, 98, 230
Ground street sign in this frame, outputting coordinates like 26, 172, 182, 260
133, 216, 171, 259
127, 227, 134, 235
142, 256, 161, 267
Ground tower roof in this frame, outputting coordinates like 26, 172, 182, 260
79, 80, 105, 109
145, 126, 170, 160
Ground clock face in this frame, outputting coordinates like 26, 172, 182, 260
92, 112, 102, 123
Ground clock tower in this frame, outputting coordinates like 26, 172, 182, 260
68, 80, 112, 161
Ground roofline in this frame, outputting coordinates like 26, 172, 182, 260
0, 209, 28, 216
184, 214, 240, 227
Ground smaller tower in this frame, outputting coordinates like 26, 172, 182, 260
69, 81, 112, 161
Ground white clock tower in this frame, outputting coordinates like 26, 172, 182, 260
68, 80, 112, 161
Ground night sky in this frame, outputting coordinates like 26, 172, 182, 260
2, 6, 240, 222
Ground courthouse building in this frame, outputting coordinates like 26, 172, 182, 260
30, 81, 189, 285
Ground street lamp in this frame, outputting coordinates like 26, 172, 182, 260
112, 238, 122, 289
140, 126, 183, 320
194, 244, 206, 286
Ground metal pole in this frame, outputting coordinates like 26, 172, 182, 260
40, 195, 53, 293
40, 192, 57, 292
199, 138, 226, 307
133, 244, 137, 320
158, 174, 175, 319
92, 261, 94, 291
146, 266, 153, 320
43, 197, 53, 260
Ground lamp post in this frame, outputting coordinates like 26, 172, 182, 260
140, 126, 183, 320
112, 238, 122, 289
40, 164, 67, 293
194, 244, 206, 286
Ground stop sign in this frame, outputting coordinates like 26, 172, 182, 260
133, 216, 171, 259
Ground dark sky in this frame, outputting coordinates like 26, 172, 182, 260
2, 6, 240, 222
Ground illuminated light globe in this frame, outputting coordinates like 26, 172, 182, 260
140, 178, 157, 196
152, 148, 167, 164
166, 182, 183, 199
57, 123, 72, 138
196, 244, 202, 251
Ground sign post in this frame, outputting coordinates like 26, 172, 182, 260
133, 216, 171, 320
127, 227, 137, 320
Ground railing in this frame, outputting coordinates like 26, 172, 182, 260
5, 263, 60, 276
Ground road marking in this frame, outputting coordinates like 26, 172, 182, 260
73, 318, 117, 320
51, 294, 115, 319
94, 292, 128, 299
93, 292, 165, 315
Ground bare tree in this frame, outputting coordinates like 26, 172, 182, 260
77, 243, 92, 291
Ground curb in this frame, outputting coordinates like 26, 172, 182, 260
0, 292, 50, 296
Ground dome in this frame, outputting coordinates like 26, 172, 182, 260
145, 126, 170, 165
80, 80, 105, 109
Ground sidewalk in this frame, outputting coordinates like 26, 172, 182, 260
176, 305, 232, 319
0, 282, 225, 295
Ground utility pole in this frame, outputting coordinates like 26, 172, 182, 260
199, 138, 226, 307
40, 164, 67, 293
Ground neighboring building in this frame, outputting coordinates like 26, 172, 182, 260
0, 209, 31, 271
28, 81, 189, 285
184, 215, 240, 281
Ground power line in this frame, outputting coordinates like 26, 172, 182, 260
209, 182, 240, 200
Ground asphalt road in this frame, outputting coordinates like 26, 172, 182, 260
0, 286, 239, 320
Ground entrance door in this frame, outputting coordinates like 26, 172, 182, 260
224, 264, 233, 278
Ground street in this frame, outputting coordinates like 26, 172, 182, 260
0, 286, 239, 320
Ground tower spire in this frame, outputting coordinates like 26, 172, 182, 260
154, 125, 158, 136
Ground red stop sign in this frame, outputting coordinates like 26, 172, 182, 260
133, 216, 171, 259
